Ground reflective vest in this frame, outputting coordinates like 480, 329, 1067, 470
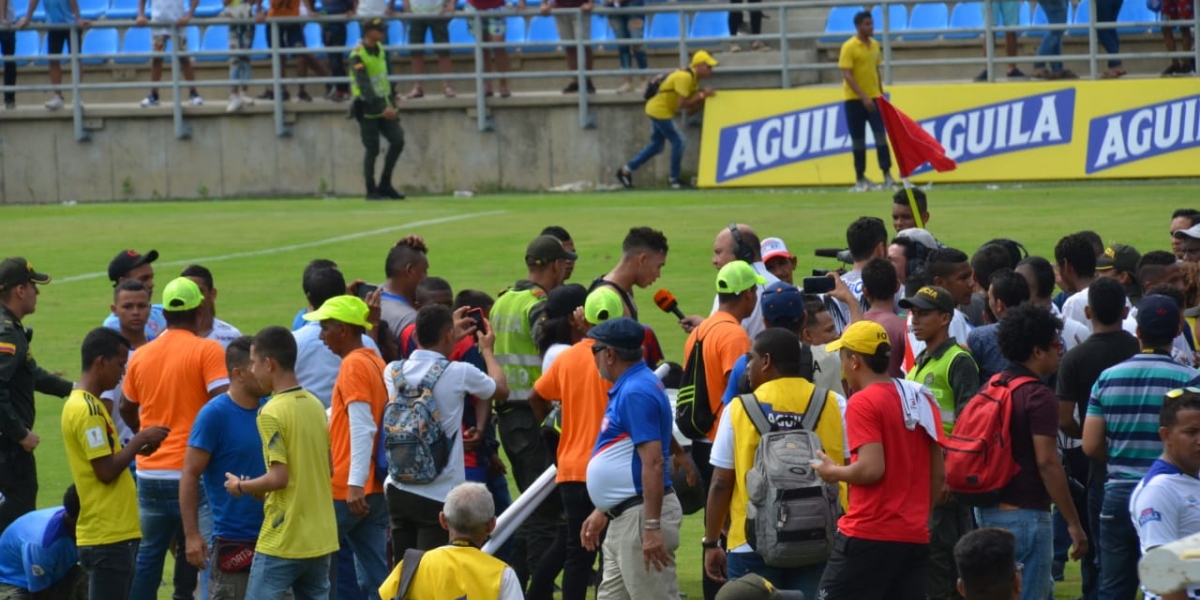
349, 42, 392, 114
380, 544, 508, 600
490, 285, 545, 402
907, 342, 973, 435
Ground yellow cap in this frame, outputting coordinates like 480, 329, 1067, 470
303, 295, 374, 330
825, 320, 890, 355
162, 277, 204, 312
585, 287, 625, 325
690, 50, 719, 68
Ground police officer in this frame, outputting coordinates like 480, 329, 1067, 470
0, 257, 73, 535
351, 18, 405, 202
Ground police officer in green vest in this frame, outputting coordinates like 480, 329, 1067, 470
900, 284, 979, 600
350, 18, 405, 201
489, 234, 575, 581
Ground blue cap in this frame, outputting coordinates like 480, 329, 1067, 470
1137, 295, 1181, 340
587, 317, 644, 351
761, 282, 805, 326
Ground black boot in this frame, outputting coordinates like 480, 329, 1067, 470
376, 182, 405, 200
365, 180, 386, 201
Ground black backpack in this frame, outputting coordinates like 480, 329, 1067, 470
643, 68, 692, 101
675, 320, 738, 440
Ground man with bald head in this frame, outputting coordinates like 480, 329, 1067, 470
681, 224, 779, 339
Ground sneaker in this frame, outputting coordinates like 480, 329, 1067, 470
1162, 62, 1181, 77
882, 174, 898, 188
1006, 68, 1027, 78
44, 95, 64, 111
562, 81, 580, 94
851, 177, 873, 192
257, 88, 275, 100
227, 93, 244, 113
240, 91, 256, 106
669, 179, 683, 189
751, 40, 768, 51
189, 92, 203, 106
377, 184, 406, 200
729, 42, 742, 53
585, 80, 596, 94
615, 168, 633, 189
615, 81, 635, 94
140, 93, 160, 107
4, 101, 14, 110
1055, 69, 1079, 80
973, 69, 988, 82
297, 90, 313, 102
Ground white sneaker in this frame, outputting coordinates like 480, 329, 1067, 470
729, 42, 742, 53
189, 94, 204, 107
239, 91, 255, 106
882, 174, 898, 189
851, 177, 874, 192
615, 81, 635, 94
140, 94, 160, 107
227, 93, 244, 113
44, 95, 64, 111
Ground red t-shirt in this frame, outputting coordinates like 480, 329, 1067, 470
838, 381, 940, 544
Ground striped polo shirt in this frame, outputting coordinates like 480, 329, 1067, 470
1087, 352, 1200, 483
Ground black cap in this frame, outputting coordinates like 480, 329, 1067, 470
1096, 244, 1141, 275
526, 235, 578, 267
0, 257, 51, 291
899, 285, 956, 313
544, 283, 588, 320
587, 317, 644, 351
362, 17, 387, 33
108, 249, 159, 284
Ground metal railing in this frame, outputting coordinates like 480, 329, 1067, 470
1, 0, 1196, 140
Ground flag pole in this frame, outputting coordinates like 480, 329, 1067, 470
903, 179, 925, 229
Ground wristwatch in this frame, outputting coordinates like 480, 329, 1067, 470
701, 538, 720, 549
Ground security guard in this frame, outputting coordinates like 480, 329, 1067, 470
0, 257, 73, 535
350, 18, 406, 202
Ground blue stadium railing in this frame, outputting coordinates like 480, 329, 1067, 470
1, 0, 1196, 141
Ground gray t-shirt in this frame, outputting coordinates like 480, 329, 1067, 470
381, 295, 417, 341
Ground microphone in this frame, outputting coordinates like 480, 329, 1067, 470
654, 289, 687, 321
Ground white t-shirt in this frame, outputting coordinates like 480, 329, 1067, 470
711, 262, 780, 340
357, 0, 390, 15
542, 343, 570, 373
1130, 459, 1200, 600
383, 349, 497, 502
1062, 288, 1137, 335
205, 318, 243, 350
151, 0, 187, 25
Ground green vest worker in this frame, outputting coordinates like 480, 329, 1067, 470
899, 284, 979, 600
351, 18, 406, 202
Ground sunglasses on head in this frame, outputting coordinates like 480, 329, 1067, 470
1166, 387, 1200, 399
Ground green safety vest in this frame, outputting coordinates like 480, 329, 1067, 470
349, 43, 392, 113
490, 286, 545, 403
907, 343, 973, 435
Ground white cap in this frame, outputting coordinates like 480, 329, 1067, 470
761, 237, 793, 262
896, 227, 940, 250
1173, 224, 1200, 240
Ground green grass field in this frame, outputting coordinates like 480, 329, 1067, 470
8, 181, 1197, 599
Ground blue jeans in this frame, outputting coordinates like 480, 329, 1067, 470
1096, 0, 1124, 67
130, 477, 213, 600
627, 117, 685, 182
1034, 0, 1067, 71
609, 3, 648, 71
975, 507, 1053, 600
246, 552, 332, 600
331, 495, 390, 600
1097, 482, 1140, 600
727, 551, 824, 600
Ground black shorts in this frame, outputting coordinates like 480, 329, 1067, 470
816, 533, 931, 600
407, 17, 450, 56
47, 29, 73, 56
267, 23, 307, 48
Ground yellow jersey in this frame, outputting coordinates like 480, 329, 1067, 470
645, 69, 699, 120
838, 36, 883, 101
61, 389, 141, 547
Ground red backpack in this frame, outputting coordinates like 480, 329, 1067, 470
944, 373, 1038, 507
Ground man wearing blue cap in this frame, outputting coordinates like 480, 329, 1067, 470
1084, 294, 1200, 600
580, 317, 680, 599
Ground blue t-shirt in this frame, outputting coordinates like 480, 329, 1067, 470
722, 353, 750, 406
585, 361, 674, 511
102, 304, 167, 341
0, 508, 77, 593
291, 308, 307, 331
967, 323, 1005, 384
188, 393, 267, 541
42, 0, 75, 23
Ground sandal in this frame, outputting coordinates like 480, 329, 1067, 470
1101, 67, 1126, 79
443, 86, 457, 98
403, 88, 425, 99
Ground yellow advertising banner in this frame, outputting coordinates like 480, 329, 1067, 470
698, 80, 1200, 187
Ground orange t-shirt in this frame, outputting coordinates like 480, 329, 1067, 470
268, 0, 302, 18
123, 328, 229, 472
533, 339, 612, 483
682, 311, 751, 441
330, 347, 389, 500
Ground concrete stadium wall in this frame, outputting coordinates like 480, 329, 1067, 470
0, 96, 704, 203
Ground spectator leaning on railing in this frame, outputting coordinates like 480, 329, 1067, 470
402, 0, 457, 99
540, 0, 595, 94
255, 0, 329, 102
0, 0, 15, 110
17, 0, 89, 111
319, 0, 354, 102
466, 0, 511, 97
223, 0, 258, 112
136, 0, 204, 107
604, 0, 648, 94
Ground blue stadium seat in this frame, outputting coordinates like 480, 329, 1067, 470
904, 2, 947, 40
821, 5, 864, 43
106, 0, 139, 19
1069, 0, 1089, 35
688, 10, 729, 45
183, 25, 201, 53
346, 20, 361, 46
80, 27, 118, 64
646, 12, 683, 49
304, 21, 323, 48
79, 0, 108, 20
590, 13, 611, 50
447, 17, 476, 54
870, 3, 908, 34
945, 1, 983, 39
504, 15, 526, 49
15, 3, 45, 20
251, 23, 269, 59
1117, 0, 1154, 33
198, 24, 229, 62
194, 0, 224, 17
13, 30, 40, 67
387, 20, 404, 46
524, 15, 559, 52
116, 27, 152, 64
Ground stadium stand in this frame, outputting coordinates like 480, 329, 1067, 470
646, 12, 684, 49
903, 2, 948, 40
945, 2, 984, 39
524, 15, 560, 52
81, 28, 119, 65
688, 10, 730, 46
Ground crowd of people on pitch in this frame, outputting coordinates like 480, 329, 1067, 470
2, 197, 1200, 600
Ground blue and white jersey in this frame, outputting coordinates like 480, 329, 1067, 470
586, 361, 674, 512
102, 304, 167, 341
1130, 459, 1200, 600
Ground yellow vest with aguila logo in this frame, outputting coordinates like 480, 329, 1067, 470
378, 543, 509, 600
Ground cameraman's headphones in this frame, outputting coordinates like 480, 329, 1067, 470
728, 223, 756, 263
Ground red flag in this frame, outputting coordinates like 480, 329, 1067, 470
876, 96, 957, 178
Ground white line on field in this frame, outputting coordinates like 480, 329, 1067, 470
55, 210, 508, 284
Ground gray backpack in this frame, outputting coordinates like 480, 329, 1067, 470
740, 387, 841, 568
